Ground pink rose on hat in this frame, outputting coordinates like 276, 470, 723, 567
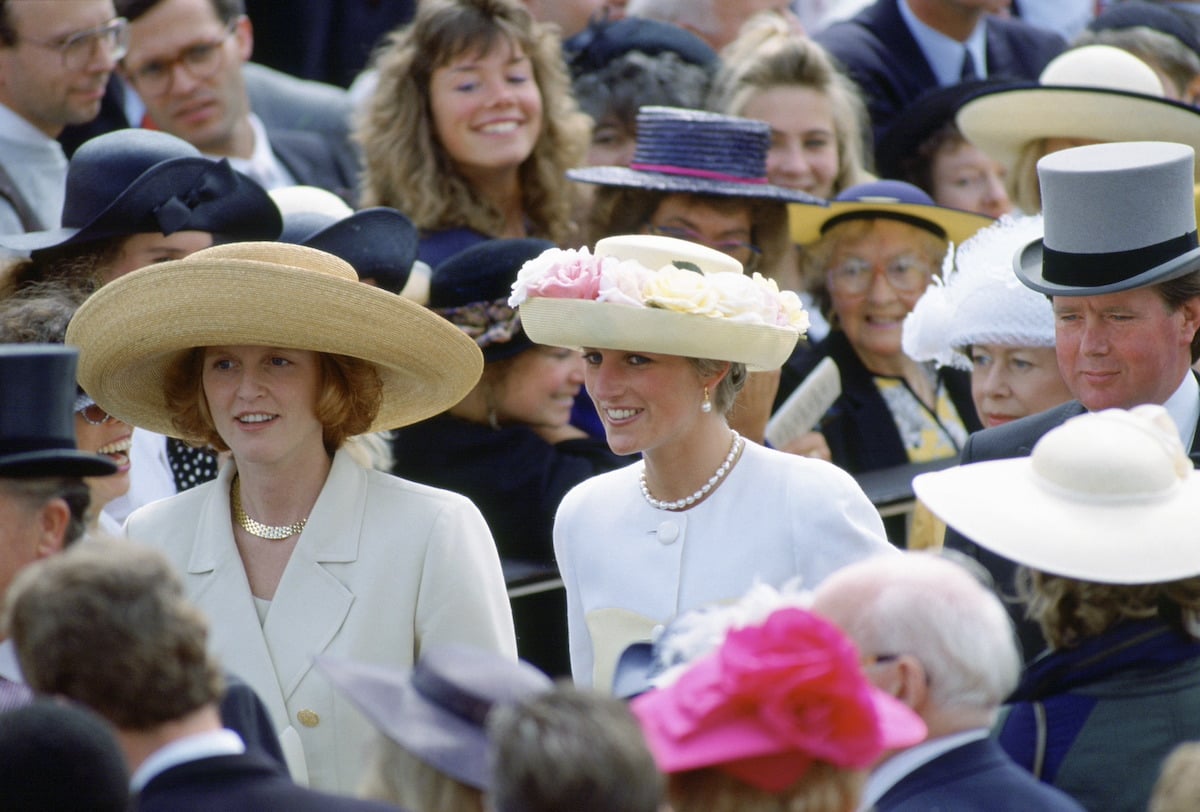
509, 247, 609, 304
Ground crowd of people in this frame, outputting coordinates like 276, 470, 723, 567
5, 0, 1200, 810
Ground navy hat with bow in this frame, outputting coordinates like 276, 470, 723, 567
280, 207, 418, 295
0, 128, 282, 255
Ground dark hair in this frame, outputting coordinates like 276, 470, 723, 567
893, 121, 967, 198
115, 0, 244, 23
3, 238, 121, 297
573, 50, 713, 136
0, 1, 14, 46
0, 281, 87, 344
1154, 269, 1200, 363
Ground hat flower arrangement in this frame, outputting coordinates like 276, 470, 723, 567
510, 235, 809, 371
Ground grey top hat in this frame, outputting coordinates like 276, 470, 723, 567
1015, 141, 1200, 296
317, 646, 551, 790
0, 345, 117, 478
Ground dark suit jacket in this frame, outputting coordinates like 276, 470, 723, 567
134, 751, 401, 812
944, 396, 1200, 661
815, 0, 1064, 144
874, 738, 1085, 811
268, 127, 358, 205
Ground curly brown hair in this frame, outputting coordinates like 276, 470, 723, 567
163, 348, 383, 454
668, 761, 864, 812
356, 0, 588, 245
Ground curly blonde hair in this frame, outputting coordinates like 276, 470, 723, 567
668, 762, 865, 812
710, 13, 873, 195
356, 0, 589, 245
1019, 568, 1200, 651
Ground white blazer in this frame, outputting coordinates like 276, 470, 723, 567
125, 450, 517, 793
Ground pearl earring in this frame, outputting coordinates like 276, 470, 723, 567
701, 386, 713, 413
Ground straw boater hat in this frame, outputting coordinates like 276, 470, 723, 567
63, 242, 483, 439
788, 180, 994, 248
903, 214, 1053, 370
913, 406, 1200, 584
1015, 141, 1200, 295
510, 234, 808, 372
567, 106, 825, 205
955, 45, 1200, 178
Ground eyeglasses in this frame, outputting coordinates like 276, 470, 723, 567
646, 224, 762, 271
124, 18, 239, 97
19, 17, 129, 71
74, 393, 114, 426
826, 255, 933, 296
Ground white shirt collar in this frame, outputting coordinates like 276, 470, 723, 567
1162, 371, 1200, 450
0, 101, 60, 147
210, 114, 295, 191
131, 728, 246, 792
0, 638, 24, 684
859, 728, 989, 811
898, 0, 988, 86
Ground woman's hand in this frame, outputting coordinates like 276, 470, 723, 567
781, 431, 832, 462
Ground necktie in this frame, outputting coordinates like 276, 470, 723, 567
960, 48, 978, 81
0, 675, 32, 713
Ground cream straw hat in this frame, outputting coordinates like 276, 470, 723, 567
64, 242, 483, 439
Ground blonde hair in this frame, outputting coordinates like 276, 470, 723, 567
1009, 139, 1050, 215
711, 13, 873, 195
358, 735, 484, 812
356, 0, 589, 244
668, 762, 864, 812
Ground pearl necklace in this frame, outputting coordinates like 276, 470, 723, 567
231, 474, 308, 540
640, 431, 743, 511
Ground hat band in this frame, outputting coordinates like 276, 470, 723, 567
1042, 230, 1199, 288
629, 162, 768, 186
411, 662, 491, 727
820, 211, 947, 241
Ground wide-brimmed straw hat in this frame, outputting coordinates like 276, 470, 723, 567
567, 106, 825, 205
956, 45, 1200, 177
630, 606, 926, 792
788, 180, 994, 247
316, 646, 551, 790
511, 234, 808, 371
0, 128, 281, 255
1015, 141, 1200, 295
913, 406, 1200, 584
63, 242, 483, 438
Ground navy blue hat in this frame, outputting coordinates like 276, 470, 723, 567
280, 207, 418, 294
789, 179, 994, 246
0, 345, 117, 477
565, 15, 718, 78
568, 106, 826, 205
1088, 1, 1200, 56
430, 238, 555, 363
0, 128, 282, 255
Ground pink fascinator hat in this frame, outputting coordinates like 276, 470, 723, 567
630, 606, 926, 792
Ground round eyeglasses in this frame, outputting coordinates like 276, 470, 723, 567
826, 255, 933, 296
20, 17, 129, 71
125, 18, 239, 97
646, 224, 762, 272
74, 393, 114, 426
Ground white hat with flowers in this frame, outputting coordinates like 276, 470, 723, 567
510, 235, 808, 371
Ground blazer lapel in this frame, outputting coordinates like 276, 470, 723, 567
261, 451, 363, 700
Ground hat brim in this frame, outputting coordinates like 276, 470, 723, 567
64, 251, 482, 438
788, 200, 992, 247
518, 297, 799, 372
1014, 237, 1200, 295
913, 459, 1200, 583
0, 449, 117, 478
956, 85, 1200, 176
567, 166, 826, 205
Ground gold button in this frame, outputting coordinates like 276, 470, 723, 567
297, 709, 320, 728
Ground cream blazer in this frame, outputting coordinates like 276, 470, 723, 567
125, 450, 517, 793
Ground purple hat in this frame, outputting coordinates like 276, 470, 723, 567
567, 106, 826, 205
317, 646, 551, 790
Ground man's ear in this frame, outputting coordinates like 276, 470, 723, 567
890, 654, 930, 713
33, 498, 72, 559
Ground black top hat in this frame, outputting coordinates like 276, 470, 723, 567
280, 207, 418, 295
0, 345, 116, 477
0, 129, 282, 255
430, 238, 555, 363
1088, 1, 1200, 56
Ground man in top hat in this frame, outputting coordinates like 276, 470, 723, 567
4, 539, 401, 812
0, 344, 113, 712
944, 140, 1200, 660
0, 0, 127, 233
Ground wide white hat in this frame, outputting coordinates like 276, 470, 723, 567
956, 45, 1200, 177
913, 406, 1200, 584
1015, 141, 1200, 295
512, 235, 807, 371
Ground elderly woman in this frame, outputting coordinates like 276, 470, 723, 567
357, 0, 590, 268
777, 180, 992, 480
511, 234, 892, 691
65, 242, 516, 792
319, 646, 551, 811
631, 604, 926, 812
915, 406, 1200, 812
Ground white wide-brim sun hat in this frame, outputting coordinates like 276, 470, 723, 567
956, 45, 1200, 177
913, 406, 1200, 584
64, 242, 484, 440
514, 235, 806, 372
